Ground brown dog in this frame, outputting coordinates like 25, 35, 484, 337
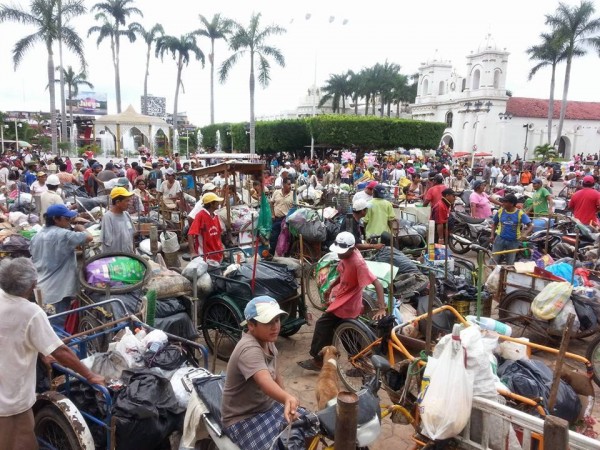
316, 346, 340, 410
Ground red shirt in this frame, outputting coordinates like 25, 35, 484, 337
188, 209, 224, 262
424, 184, 445, 207
327, 250, 376, 319
431, 198, 451, 224
126, 168, 137, 184
569, 188, 600, 226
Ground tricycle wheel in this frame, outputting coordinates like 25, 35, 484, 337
333, 320, 377, 393
201, 299, 243, 362
289, 239, 318, 262
279, 301, 303, 337
304, 262, 326, 311
78, 315, 109, 354
34, 405, 81, 450
497, 290, 549, 341
586, 334, 600, 387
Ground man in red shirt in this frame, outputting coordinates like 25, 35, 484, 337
569, 175, 600, 226
423, 174, 446, 207
431, 188, 456, 244
297, 232, 385, 371
188, 192, 225, 262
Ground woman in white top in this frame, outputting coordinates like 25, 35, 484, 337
30, 172, 49, 216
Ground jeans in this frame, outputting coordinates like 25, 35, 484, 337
492, 236, 520, 265
269, 217, 284, 255
48, 297, 72, 331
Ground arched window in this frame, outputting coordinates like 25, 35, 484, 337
438, 81, 445, 95
422, 78, 429, 96
461, 79, 466, 92
472, 69, 480, 90
493, 69, 501, 89
445, 111, 453, 128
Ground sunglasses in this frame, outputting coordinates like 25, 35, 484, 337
335, 241, 353, 249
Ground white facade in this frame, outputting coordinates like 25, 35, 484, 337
411, 35, 600, 160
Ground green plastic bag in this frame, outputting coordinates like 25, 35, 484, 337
315, 254, 339, 306
256, 192, 271, 240
107, 257, 146, 284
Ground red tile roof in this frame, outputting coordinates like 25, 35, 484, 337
506, 97, 600, 121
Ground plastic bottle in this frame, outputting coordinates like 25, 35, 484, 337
134, 328, 147, 340
466, 315, 512, 337
147, 341, 163, 355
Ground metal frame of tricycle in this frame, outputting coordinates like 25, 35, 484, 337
37, 299, 209, 450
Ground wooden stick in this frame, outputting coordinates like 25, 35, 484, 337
548, 313, 575, 412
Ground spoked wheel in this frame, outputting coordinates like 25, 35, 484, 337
305, 262, 327, 311
497, 290, 549, 341
289, 239, 319, 262
448, 225, 471, 254
201, 299, 243, 362
35, 406, 80, 450
585, 334, 600, 387
77, 314, 109, 354
333, 320, 377, 393
279, 300, 304, 337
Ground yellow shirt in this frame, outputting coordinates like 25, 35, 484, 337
271, 190, 293, 218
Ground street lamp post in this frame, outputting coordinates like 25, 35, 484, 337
522, 123, 529, 161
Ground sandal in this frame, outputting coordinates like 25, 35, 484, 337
297, 359, 322, 372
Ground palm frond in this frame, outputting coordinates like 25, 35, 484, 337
12, 32, 43, 69
257, 54, 271, 87
219, 51, 243, 82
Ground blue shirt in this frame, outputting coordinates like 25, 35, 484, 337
493, 209, 531, 240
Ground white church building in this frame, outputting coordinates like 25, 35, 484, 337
411, 35, 600, 160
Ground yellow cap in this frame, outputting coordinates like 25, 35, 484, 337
110, 186, 134, 199
202, 192, 224, 204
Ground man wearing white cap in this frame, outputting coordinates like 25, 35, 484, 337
39, 175, 64, 218
298, 231, 385, 372
222, 296, 306, 448
340, 198, 384, 251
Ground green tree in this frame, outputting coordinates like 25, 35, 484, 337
155, 33, 205, 147
0, 0, 86, 154
219, 12, 286, 155
534, 143, 559, 162
545, 0, 600, 147
527, 31, 572, 144
133, 23, 164, 114
88, 0, 143, 113
319, 72, 351, 113
196, 13, 233, 124
390, 73, 410, 117
55, 65, 93, 130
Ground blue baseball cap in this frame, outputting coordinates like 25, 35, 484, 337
240, 296, 287, 326
532, 178, 543, 184
46, 204, 77, 218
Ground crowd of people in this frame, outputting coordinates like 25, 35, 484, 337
4, 144, 600, 449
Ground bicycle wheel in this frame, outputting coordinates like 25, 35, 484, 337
77, 315, 109, 354
333, 320, 378, 393
201, 298, 243, 362
448, 225, 471, 254
34, 406, 80, 450
586, 334, 600, 387
497, 290, 548, 340
452, 257, 477, 285
289, 239, 318, 262
304, 262, 326, 311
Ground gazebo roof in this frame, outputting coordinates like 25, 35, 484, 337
95, 105, 169, 127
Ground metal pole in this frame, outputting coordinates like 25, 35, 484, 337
15, 120, 19, 149
425, 270, 436, 355
334, 392, 358, 450
548, 313, 575, 412
476, 249, 484, 321
571, 227, 580, 285
0, 122, 4, 154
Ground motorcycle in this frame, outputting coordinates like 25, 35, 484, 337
448, 211, 493, 254
191, 355, 391, 450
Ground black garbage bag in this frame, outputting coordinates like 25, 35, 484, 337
373, 247, 419, 273
155, 312, 198, 340
75, 195, 108, 212
416, 295, 454, 337
155, 298, 187, 318
572, 293, 598, 331
143, 344, 187, 370
497, 359, 581, 423
62, 183, 89, 198
112, 370, 183, 450
227, 261, 298, 300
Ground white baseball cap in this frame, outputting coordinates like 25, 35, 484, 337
46, 174, 60, 185
352, 198, 369, 212
329, 231, 356, 254
240, 296, 288, 326
202, 182, 216, 192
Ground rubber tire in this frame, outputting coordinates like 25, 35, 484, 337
77, 315, 109, 354
201, 299, 243, 362
279, 300, 303, 337
34, 405, 80, 450
305, 262, 327, 311
585, 334, 600, 387
497, 290, 546, 339
289, 239, 318, 262
448, 225, 472, 254
452, 257, 477, 285
333, 320, 378, 393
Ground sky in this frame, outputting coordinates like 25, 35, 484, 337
0, 0, 599, 127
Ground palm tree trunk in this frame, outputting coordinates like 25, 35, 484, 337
115, 35, 122, 113
371, 95, 375, 115
396, 102, 400, 118
143, 43, 151, 114
209, 39, 215, 124
387, 101, 391, 117
364, 94, 369, 116
354, 96, 358, 115
341, 96, 346, 115
555, 53, 572, 148
380, 94, 384, 117
173, 57, 183, 157
547, 63, 557, 144
249, 52, 256, 155
47, 43, 58, 155
68, 85, 74, 133
57, 0, 67, 145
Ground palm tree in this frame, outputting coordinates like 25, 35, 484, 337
527, 31, 571, 144
374, 61, 400, 117
155, 33, 205, 149
219, 13, 286, 155
56, 0, 86, 144
196, 13, 233, 124
390, 73, 410, 117
347, 70, 364, 115
0, 0, 86, 154
133, 23, 164, 114
534, 143, 559, 162
55, 65, 93, 129
319, 72, 351, 113
545, 1, 600, 148
88, 0, 143, 113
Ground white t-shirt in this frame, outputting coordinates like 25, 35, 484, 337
160, 180, 182, 198
188, 201, 204, 220
0, 289, 63, 415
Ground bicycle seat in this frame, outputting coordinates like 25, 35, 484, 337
456, 212, 486, 224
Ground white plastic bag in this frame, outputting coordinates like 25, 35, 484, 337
548, 299, 580, 335
485, 265, 502, 293
419, 327, 474, 440
181, 257, 209, 281
115, 328, 145, 368
141, 329, 169, 349
531, 281, 573, 320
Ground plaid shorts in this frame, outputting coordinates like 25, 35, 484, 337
225, 403, 309, 450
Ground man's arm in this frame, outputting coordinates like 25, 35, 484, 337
254, 370, 299, 423
50, 345, 105, 385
